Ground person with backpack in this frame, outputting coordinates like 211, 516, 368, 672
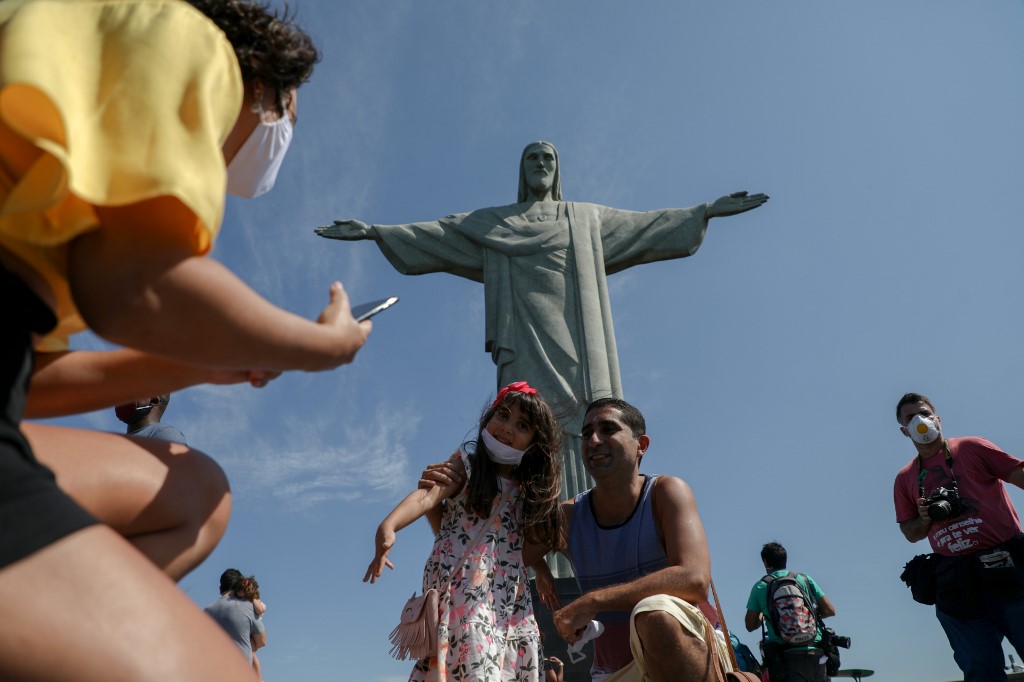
744, 542, 836, 682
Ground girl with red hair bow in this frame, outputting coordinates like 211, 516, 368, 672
364, 382, 563, 681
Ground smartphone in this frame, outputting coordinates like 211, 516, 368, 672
351, 296, 399, 322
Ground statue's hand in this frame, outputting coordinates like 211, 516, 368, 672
707, 191, 769, 219
314, 219, 372, 241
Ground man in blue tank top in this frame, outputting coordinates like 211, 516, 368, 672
551, 398, 731, 681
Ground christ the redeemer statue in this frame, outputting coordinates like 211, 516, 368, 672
315, 141, 767, 503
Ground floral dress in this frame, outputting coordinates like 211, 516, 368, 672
410, 448, 541, 682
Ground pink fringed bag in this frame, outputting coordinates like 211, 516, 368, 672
387, 481, 514, 661
389, 588, 440, 660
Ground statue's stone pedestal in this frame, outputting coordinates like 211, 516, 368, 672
530, 576, 593, 682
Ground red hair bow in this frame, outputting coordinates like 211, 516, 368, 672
492, 381, 537, 407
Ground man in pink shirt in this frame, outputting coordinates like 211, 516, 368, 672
894, 392, 1024, 682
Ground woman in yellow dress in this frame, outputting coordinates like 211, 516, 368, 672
0, 1, 371, 679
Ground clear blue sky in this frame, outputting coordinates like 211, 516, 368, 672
46, 1, 1024, 680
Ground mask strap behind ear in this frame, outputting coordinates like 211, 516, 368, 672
250, 82, 264, 114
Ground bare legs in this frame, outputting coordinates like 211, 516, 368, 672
0, 525, 257, 681
25, 423, 231, 580
633, 610, 724, 682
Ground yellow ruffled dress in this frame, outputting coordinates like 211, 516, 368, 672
0, 0, 242, 348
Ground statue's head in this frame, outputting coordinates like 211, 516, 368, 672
518, 141, 562, 202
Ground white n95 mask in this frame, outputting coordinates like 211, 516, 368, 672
226, 111, 293, 198
906, 415, 940, 444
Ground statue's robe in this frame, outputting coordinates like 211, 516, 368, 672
370, 200, 709, 499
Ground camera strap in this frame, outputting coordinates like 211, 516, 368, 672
917, 440, 959, 499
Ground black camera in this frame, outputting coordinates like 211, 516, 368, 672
925, 486, 968, 521
820, 628, 851, 677
821, 627, 851, 649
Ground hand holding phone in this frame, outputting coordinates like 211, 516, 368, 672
351, 296, 399, 322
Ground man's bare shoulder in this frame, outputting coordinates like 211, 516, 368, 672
652, 474, 694, 497
650, 475, 699, 520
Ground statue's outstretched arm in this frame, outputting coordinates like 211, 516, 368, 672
314, 219, 376, 241
706, 191, 769, 219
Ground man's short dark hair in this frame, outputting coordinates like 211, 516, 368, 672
219, 568, 243, 594
896, 392, 934, 423
585, 398, 646, 438
761, 542, 787, 571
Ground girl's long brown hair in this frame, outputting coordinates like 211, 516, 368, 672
465, 389, 563, 549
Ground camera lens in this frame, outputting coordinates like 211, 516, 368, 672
928, 500, 951, 521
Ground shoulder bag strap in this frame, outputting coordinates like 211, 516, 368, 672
709, 581, 764, 681
710, 579, 741, 671
437, 480, 515, 592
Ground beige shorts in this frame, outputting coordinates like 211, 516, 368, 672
597, 595, 733, 682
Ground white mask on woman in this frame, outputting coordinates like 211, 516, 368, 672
226, 108, 293, 198
906, 414, 940, 444
480, 428, 527, 466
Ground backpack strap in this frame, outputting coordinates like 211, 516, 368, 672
791, 572, 818, 611
789, 572, 829, 643
760, 573, 777, 644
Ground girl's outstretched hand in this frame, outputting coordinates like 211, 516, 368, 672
363, 525, 396, 584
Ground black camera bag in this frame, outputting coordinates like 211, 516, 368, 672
900, 553, 938, 605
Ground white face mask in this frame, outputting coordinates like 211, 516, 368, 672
480, 428, 527, 466
905, 414, 940, 444
226, 109, 294, 198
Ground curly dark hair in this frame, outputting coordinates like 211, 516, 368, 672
187, 0, 320, 115
466, 390, 563, 550
235, 575, 261, 601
